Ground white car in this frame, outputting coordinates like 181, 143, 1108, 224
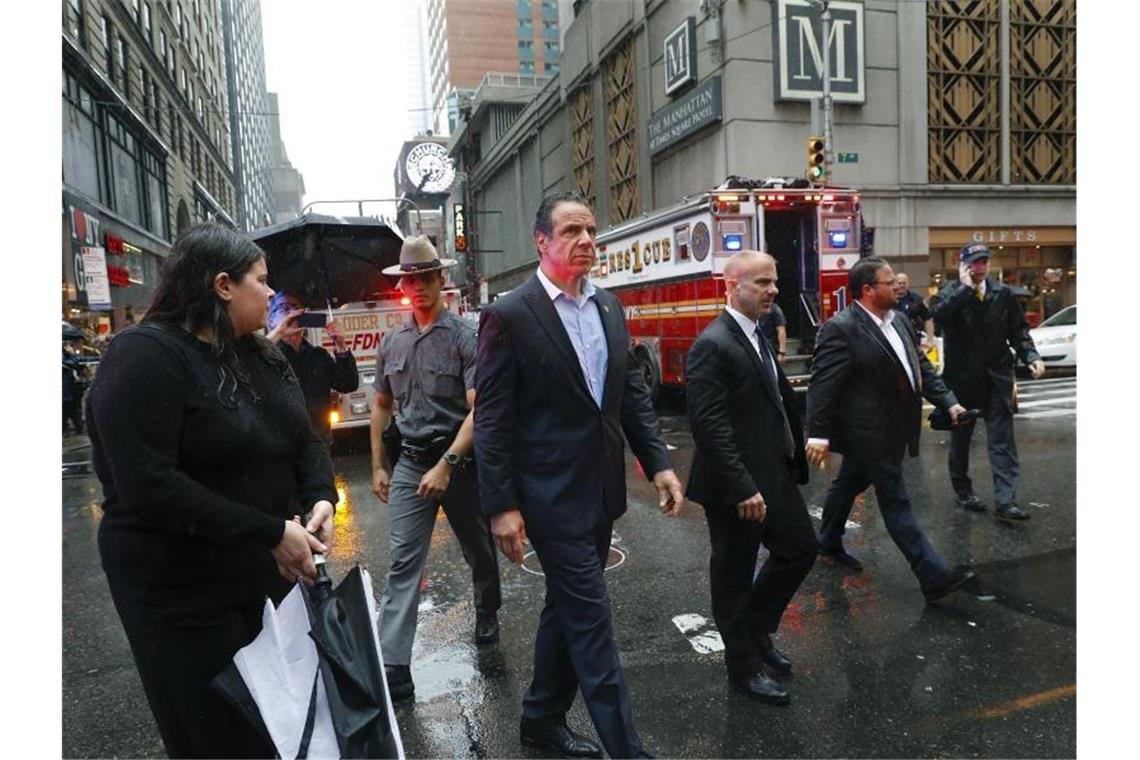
1030, 304, 1076, 368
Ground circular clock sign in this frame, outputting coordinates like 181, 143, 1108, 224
405, 142, 456, 194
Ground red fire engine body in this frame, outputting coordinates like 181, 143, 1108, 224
591, 181, 863, 396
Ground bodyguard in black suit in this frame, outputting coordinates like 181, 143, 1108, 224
931, 243, 1045, 521
686, 251, 818, 706
475, 191, 685, 759
807, 257, 974, 603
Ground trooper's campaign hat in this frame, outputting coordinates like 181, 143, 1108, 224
381, 235, 457, 276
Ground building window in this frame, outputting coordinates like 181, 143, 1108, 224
142, 149, 168, 238
174, 2, 182, 35
106, 113, 144, 226
544, 40, 559, 56
192, 37, 198, 67
131, 0, 141, 24
142, 2, 152, 44
545, 62, 560, 75
518, 18, 533, 36
160, 30, 167, 65
180, 67, 186, 96
62, 72, 106, 202
519, 60, 535, 75
543, 19, 559, 38
66, 0, 86, 48
117, 36, 129, 98
102, 16, 113, 80
517, 1, 533, 18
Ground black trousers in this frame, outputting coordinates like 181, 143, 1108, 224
63, 399, 84, 432
703, 476, 818, 679
523, 519, 647, 759
819, 454, 953, 594
105, 577, 278, 759
949, 382, 1020, 506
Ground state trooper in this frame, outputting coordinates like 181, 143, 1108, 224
369, 236, 502, 702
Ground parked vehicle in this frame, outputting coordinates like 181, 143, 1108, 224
1030, 304, 1076, 369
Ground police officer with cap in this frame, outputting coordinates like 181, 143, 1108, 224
931, 243, 1045, 522
369, 235, 501, 701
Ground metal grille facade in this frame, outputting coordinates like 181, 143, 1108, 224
569, 85, 596, 208
1010, 0, 1076, 183
603, 37, 639, 223
927, 1, 1002, 183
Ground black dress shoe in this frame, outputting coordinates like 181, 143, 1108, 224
520, 717, 602, 759
475, 612, 500, 645
996, 503, 1031, 522
956, 493, 987, 513
756, 633, 792, 676
729, 671, 790, 705
923, 568, 976, 603
818, 545, 864, 572
384, 664, 415, 701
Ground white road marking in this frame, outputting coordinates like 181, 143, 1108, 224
671, 613, 709, 634
689, 630, 726, 654
671, 613, 726, 653
1017, 397, 1076, 409
666, 444, 678, 451
1018, 409, 1077, 420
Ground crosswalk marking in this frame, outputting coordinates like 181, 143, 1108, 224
671, 613, 725, 654
923, 378, 1076, 421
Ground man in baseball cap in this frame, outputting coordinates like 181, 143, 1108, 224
930, 242, 1045, 522
370, 235, 502, 701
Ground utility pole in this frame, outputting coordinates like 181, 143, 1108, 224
819, 0, 833, 185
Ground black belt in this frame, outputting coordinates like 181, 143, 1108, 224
399, 436, 452, 465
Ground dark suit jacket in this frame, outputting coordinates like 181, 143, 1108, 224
807, 303, 958, 462
686, 312, 808, 510
474, 273, 671, 540
931, 279, 1041, 411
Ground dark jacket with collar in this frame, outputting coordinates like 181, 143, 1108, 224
685, 311, 809, 510
807, 303, 958, 463
931, 278, 1040, 411
474, 273, 671, 540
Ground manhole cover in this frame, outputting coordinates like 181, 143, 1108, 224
520, 547, 626, 576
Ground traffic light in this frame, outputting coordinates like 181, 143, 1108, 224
807, 136, 826, 185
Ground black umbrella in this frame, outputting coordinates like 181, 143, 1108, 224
304, 563, 403, 759
212, 559, 404, 759
249, 214, 406, 309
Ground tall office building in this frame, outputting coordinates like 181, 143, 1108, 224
405, 2, 434, 136
426, 0, 562, 135
220, 0, 274, 230
63, 0, 236, 334
265, 91, 305, 223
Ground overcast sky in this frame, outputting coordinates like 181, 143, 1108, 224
260, 0, 418, 218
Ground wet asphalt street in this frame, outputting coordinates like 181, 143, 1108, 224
62, 377, 1076, 758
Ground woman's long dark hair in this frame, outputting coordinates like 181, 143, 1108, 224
145, 223, 286, 403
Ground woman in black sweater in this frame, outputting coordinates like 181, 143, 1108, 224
85, 224, 337, 758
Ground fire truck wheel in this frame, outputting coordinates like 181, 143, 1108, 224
634, 346, 661, 403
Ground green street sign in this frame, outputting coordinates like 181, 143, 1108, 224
837, 152, 859, 163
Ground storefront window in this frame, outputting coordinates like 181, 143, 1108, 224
143, 150, 168, 239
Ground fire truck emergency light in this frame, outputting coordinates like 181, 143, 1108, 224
828, 231, 849, 248
723, 233, 744, 251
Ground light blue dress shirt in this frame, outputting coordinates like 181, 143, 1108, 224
536, 266, 609, 408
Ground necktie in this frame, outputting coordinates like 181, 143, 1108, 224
756, 327, 796, 458
976, 286, 985, 302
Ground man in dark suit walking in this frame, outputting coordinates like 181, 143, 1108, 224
931, 243, 1045, 521
475, 191, 685, 759
686, 251, 818, 706
807, 257, 974, 603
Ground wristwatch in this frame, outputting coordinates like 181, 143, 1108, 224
442, 451, 465, 466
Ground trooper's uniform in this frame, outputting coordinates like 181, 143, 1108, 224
373, 308, 501, 667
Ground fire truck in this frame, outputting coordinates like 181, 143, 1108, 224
306, 289, 468, 432
592, 176, 865, 398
